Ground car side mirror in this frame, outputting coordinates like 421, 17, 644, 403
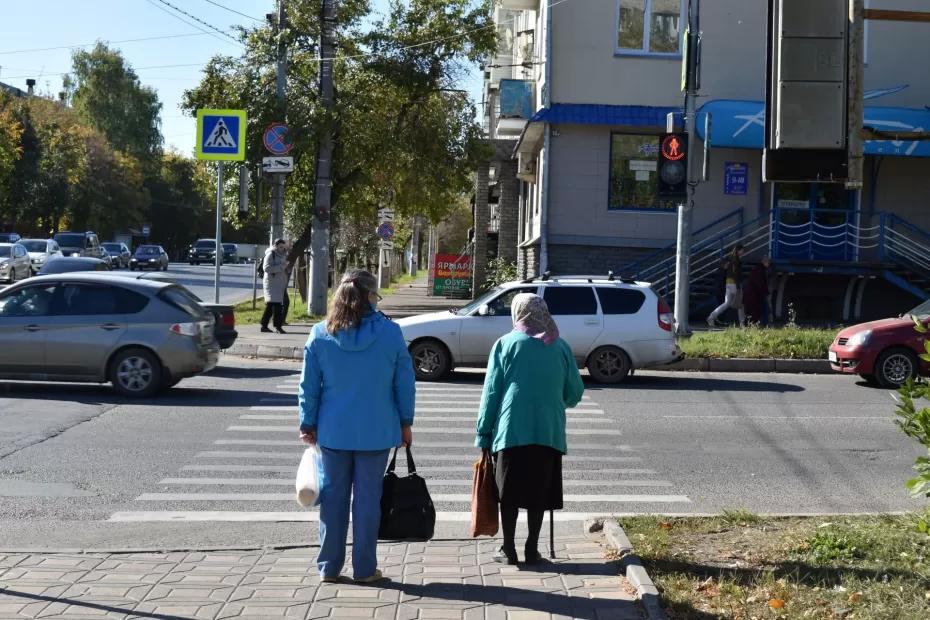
477, 304, 494, 317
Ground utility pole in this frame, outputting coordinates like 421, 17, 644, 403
213, 162, 225, 304
309, 0, 335, 315
673, 0, 701, 336
270, 0, 287, 246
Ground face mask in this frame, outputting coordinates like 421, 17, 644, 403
369, 300, 378, 311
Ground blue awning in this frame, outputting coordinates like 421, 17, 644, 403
530, 103, 679, 127
697, 99, 930, 157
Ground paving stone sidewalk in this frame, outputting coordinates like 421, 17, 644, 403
0, 536, 643, 620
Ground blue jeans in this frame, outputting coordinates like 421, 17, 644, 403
318, 447, 390, 579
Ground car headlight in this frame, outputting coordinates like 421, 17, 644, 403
70, 252, 81, 257
847, 330, 872, 347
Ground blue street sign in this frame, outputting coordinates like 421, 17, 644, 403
724, 162, 748, 195
196, 109, 246, 161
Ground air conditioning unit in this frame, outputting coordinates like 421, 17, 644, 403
517, 152, 536, 183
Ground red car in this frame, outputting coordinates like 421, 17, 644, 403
829, 299, 930, 387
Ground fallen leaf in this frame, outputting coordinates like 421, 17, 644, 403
659, 521, 673, 530
848, 591, 862, 604
768, 598, 785, 609
697, 577, 715, 592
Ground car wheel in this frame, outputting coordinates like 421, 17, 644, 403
109, 348, 162, 398
587, 346, 631, 384
875, 347, 919, 388
409, 339, 451, 381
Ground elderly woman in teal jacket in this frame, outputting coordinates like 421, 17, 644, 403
299, 269, 415, 583
475, 293, 584, 564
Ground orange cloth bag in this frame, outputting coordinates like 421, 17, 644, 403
470, 450, 499, 537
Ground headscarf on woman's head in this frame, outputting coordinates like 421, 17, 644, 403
511, 293, 560, 345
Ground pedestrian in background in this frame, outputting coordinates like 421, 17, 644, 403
743, 255, 772, 326
475, 293, 584, 565
261, 238, 289, 334
298, 269, 415, 584
707, 244, 746, 327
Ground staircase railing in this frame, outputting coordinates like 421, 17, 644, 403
883, 214, 930, 280
621, 207, 744, 280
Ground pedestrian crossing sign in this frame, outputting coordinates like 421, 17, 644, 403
196, 109, 247, 161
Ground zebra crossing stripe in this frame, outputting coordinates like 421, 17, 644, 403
108, 511, 603, 523
159, 478, 673, 488
238, 415, 613, 424
225, 425, 621, 436
213, 439, 632, 451
248, 406, 603, 414
135, 492, 691, 503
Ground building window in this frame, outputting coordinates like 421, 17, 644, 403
608, 134, 676, 212
617, 0, 683, 55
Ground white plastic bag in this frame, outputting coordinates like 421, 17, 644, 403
295, 445, 321, 507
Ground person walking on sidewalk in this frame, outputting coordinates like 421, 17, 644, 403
707, 244, 746, 327
261, 239, 289, 334
475, 293, 584, 565
298, 269, 416, 584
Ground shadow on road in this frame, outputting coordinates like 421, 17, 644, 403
595, 373, 806, 393
0, 382, 289, 407
205, 366, 297, 379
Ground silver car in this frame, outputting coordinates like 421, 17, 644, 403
19, 239, 63, 274
0, 274, 219, 397
397, 276, 683, 383
0, 243, 32, 283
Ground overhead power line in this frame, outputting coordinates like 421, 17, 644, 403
201, 0, 262, 22
0, 32, 222, 56
147, 0, 241, 45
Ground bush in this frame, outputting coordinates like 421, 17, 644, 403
482, 258, 519, 292
894, 318, 930, 501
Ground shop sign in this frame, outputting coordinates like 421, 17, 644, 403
432, 254, 472, 297
724, 162, 748, 195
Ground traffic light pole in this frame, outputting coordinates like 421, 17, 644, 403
674, 0, 701, 336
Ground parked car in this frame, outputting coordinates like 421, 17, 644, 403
53, 231, 103, 259
96, 271, 238, 349
0, 233, 21, 243
0, 243, 32, 283
0, 274, 219, 396
222, 243, 239, 264
396, 275, 682, 383
188, 239, 217, 265
829, 298, 930, 388
101, 242, 131, 269
131, 245, 169, 271
20, 239, 62, 274
39, 257, 111, 274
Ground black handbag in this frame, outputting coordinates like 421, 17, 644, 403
378, 446, 435, 541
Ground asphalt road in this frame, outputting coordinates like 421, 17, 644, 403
0, 359, 923, 551
160, 262, 258, 306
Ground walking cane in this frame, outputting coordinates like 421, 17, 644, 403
549, 510, 555, 559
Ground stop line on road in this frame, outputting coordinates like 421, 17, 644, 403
108, 374, 692, 523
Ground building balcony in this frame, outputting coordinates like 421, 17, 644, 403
500, 0, 537, 9
494, 78, 534, 138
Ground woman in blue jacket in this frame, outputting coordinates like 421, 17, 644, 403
298, 269, 415, 583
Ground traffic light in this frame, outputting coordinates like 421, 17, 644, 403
658, 133, 688, 198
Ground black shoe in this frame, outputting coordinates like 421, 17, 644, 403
260, 326, 272, 333
524, 549, 544, 564
275, 328, 287, 334
493, 547, 518, 565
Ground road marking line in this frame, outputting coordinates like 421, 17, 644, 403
160, 477, 673, 488
210, 439, 634, 453
238, 414, 612, 424
248, 406, 604, 415
226, 425, 621, 436
183, 465, 297, 472
108, 511, 603, 523
661, 415, 892, 420
135, 492, 690, 503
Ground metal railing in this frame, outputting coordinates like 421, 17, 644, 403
884, 214, 930, 279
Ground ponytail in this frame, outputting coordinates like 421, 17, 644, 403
325, 269, 378, 333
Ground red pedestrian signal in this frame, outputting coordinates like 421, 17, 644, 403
658, 132, 688, 197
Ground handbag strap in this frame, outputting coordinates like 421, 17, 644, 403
386, 447, 399, 473
404, 445, 416, 474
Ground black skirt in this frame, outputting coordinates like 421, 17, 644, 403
494, 444, 563, 511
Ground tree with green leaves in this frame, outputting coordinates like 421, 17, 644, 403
65, 42, 163, 171
182, 0, 496, 269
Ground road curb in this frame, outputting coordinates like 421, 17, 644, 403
601, 520, 667, 620
655, 357, 831, 374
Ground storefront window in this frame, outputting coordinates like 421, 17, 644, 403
608, 134, 675, 211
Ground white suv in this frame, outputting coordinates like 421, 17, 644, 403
396, 275, 682, 383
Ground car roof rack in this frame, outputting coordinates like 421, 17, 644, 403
518, 272, 642, 285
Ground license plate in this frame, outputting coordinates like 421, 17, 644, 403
828, 351, 838, 363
